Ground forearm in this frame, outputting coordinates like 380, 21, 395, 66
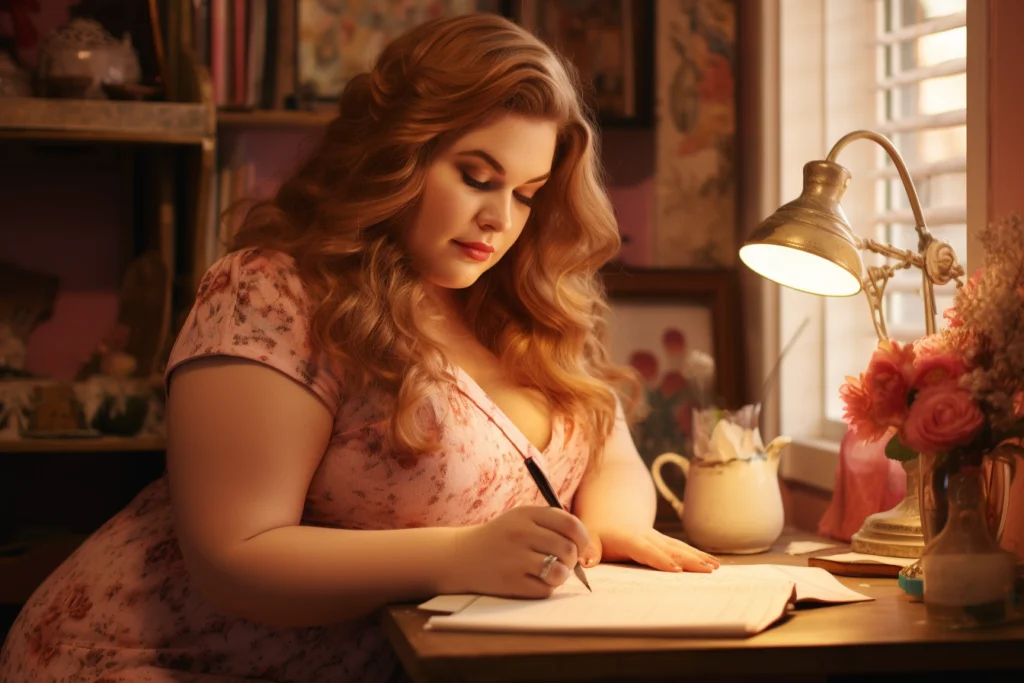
571, 459, 657, 530
189, 525, 463, 628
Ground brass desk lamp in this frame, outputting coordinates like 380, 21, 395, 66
739, 129, 966, 558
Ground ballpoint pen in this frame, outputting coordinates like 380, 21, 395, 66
523, 456, 593, 592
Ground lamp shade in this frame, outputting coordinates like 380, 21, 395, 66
739, 160, 864, 297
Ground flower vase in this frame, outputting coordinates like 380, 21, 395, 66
920, 466, 1017, 628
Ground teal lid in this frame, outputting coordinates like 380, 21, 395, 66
899, 572, 924, 597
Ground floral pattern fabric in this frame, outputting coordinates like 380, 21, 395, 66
0, 249, 590, 683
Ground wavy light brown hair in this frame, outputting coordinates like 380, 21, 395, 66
231, 13, 637, 465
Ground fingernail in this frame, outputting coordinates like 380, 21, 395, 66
701, 561, 715, 570
671, 563, 682, 572
583, 556, 596, 567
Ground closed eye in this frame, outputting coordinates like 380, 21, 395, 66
461, 171, 491, 191
461, 171, 535, 208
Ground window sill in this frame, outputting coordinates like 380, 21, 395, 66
780, 437, 840, 492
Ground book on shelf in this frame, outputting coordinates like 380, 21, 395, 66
191, 0, 295, 110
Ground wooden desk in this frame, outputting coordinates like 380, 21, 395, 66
381, 530, 1024, 682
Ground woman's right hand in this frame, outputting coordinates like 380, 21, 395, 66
442, 506, 591, 599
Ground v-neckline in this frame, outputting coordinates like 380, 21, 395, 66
448, 364, 561, 460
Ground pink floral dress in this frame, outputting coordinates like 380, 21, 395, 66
0, 249, 591, 683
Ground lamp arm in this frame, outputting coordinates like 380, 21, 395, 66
827, 130, 930, 242
827, 130, 966, 337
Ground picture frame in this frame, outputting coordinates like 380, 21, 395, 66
652, 0, 739, 266
507, 0, 654, 127
295, 0, 503, 101
600, 267, 744, 528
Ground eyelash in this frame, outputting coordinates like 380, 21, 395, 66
461, 171, 534, 208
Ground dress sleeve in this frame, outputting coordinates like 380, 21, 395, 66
164, 248, 341, 413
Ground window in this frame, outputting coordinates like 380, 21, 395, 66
823, 0, 967, 423
768, 0, 971, 489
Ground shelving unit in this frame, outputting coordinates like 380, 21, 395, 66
0, 98, 212, 144
0, 47, 216, 629
216, 108, 333, 130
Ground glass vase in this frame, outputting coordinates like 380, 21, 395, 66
920, 466, 1017, 628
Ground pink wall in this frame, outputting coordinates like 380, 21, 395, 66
985, 0, 1024, 562
987, 0, 1024, 221
1, 148, 127, 381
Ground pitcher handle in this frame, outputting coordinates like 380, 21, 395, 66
651, 452, 690, 519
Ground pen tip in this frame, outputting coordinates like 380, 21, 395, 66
574, 564, 592, 592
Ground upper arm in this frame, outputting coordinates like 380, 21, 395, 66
599, 394, 646, 470
167, 358, 334, 567
163, 250, 340, 577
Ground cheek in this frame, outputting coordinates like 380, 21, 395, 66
422, 176, 474, 219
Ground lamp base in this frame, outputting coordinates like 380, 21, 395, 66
850, 458, 925, 559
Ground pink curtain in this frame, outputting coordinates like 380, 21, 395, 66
818, 429, 906, 542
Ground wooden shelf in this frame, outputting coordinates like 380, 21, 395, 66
0, 534, 88, 604
0, 436, 166, 454
0, 97, 213, 144
217, 109, 334, 129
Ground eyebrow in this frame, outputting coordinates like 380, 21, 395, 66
456, 149, 551, 184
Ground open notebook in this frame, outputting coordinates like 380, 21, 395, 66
419, 564, 872, 638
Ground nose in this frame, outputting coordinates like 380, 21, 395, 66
477, 192, 514, 233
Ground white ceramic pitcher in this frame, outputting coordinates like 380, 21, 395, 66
651, 436, 791, 554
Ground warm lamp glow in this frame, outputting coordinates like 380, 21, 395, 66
740, 159, 866, 299
738, 243, 862, 297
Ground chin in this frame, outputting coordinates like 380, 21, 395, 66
425, 265, 487, 290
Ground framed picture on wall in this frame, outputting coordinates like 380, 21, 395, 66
508, 0, 654, 126
653, 0, 739, 267
601, 267, 743, 527
295, 0, 505, 101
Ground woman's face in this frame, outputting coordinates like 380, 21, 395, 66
403, 113, 558, 291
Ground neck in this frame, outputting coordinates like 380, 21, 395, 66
420, 282, 475, 343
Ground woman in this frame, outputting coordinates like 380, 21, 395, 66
0, 13, 718, 683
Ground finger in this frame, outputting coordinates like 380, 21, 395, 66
625, 537, 686, 573
655, 536, 717, 572
530, 507, 590, 557
660, 536, 721, 569
519, 575, 557, 599
528, 526, 579, 571
581, 535, 603, 568
527, 551, 571, 587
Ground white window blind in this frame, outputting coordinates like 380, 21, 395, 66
875, 0, 967, 340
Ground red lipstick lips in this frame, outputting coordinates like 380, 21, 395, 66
454, 241, 495, 262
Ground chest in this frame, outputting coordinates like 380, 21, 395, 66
443, 344, 553, 453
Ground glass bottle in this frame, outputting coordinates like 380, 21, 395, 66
921, 465, 1017, 628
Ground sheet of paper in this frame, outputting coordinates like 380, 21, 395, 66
817, 552, 916, 568
418, 594, 479, 613
713, 565, 872, 603
784, 540, 840, 555
425, 579, 796, 637
419, 563, 872, 637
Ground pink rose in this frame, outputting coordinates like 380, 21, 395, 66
863, 340, 915, 428
912, 350, 966, 390
900, 383, 984, 453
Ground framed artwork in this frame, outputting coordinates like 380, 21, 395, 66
296, 0, 502, 100
653, 0, 738, 267
508, 0, 654, 126
601, 267, 743, 526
